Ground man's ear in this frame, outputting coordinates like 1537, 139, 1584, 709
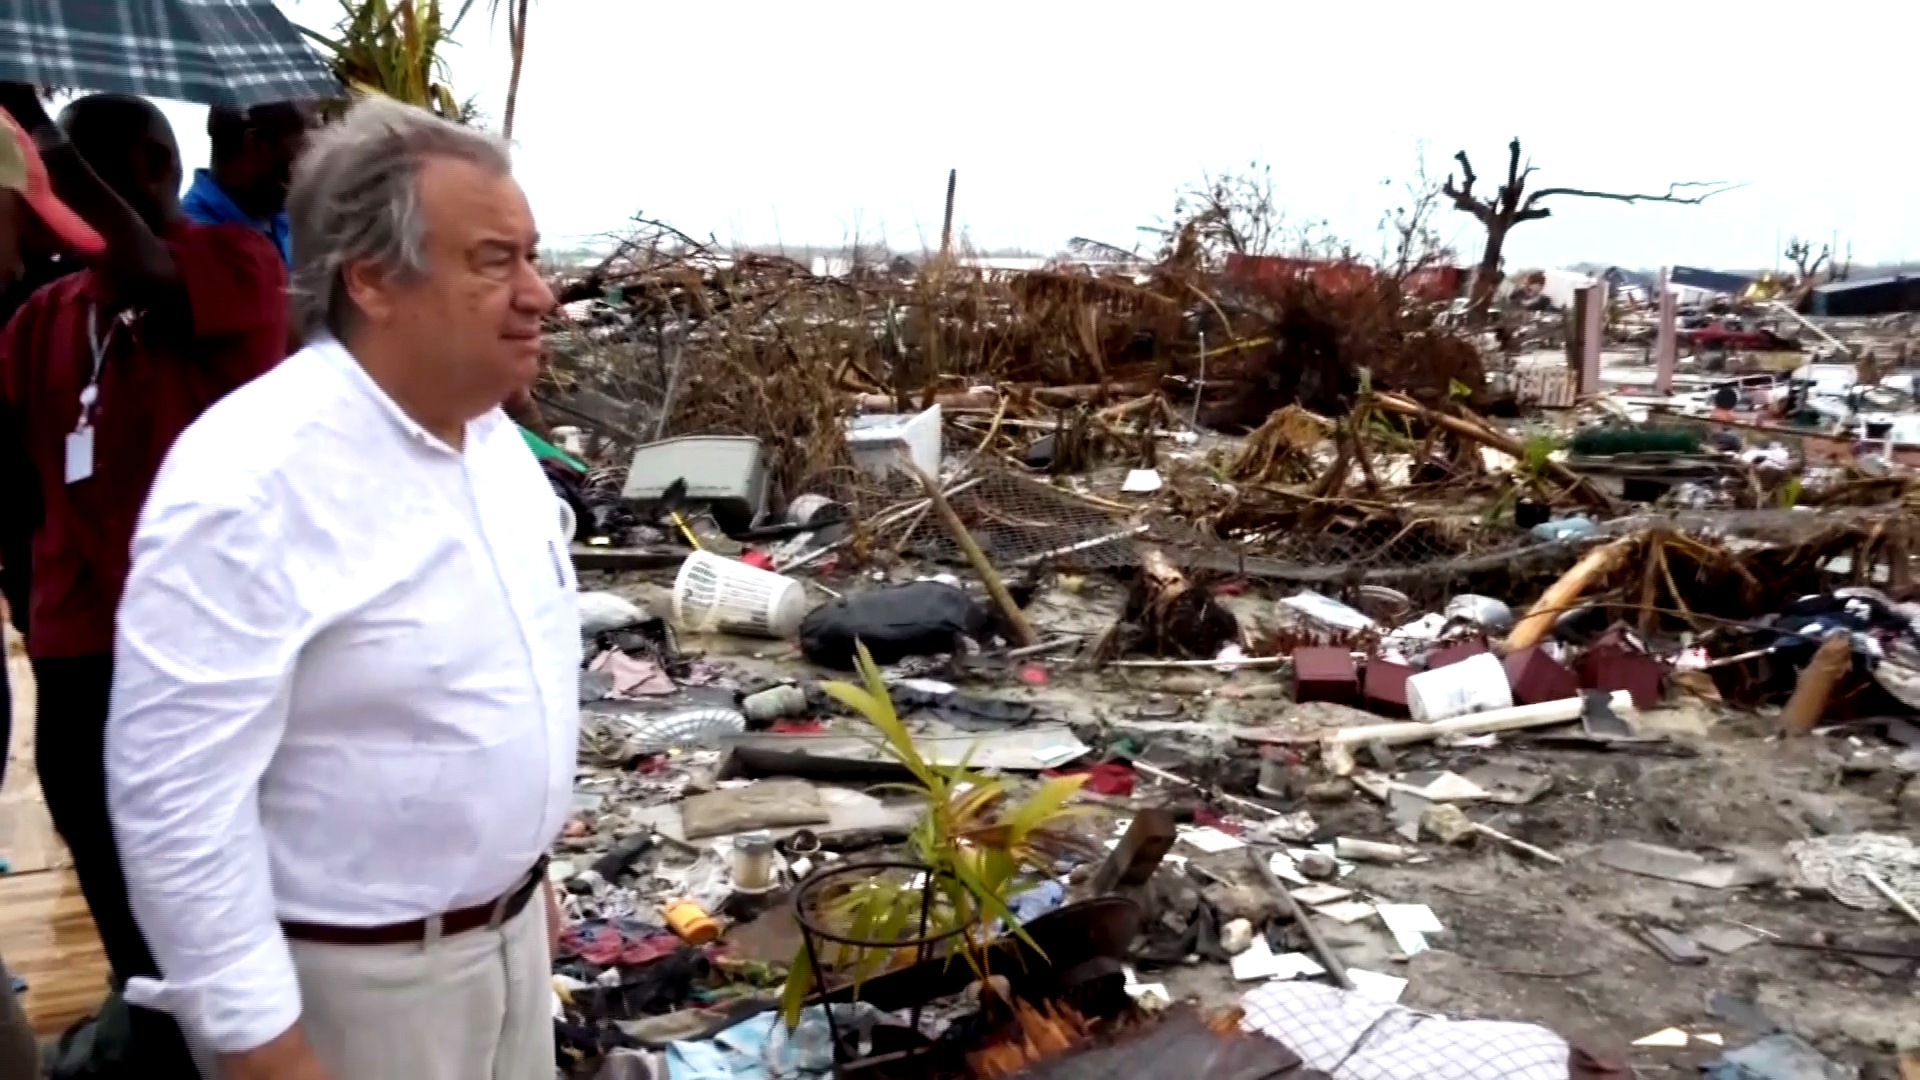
341, 258, 395, 326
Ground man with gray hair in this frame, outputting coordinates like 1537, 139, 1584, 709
105, 95, 573, 1080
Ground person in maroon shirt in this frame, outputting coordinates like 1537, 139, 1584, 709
0, 88, 287, 1078
0, 99, 107, 1080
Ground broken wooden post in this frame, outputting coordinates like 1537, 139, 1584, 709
1090, 808, 1176, 895
1580, 280, 1608, 397
1781, 633, 1853, 736
1654, 268, 1678, 396
901, 460, 1039, 647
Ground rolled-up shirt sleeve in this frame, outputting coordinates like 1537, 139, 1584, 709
107, 491, 309, 1055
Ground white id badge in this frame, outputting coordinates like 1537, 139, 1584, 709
65, 426, 94, 484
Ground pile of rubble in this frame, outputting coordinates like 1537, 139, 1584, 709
529, 228, 1920, 1080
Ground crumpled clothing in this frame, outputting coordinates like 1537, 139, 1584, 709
563, 919, 684, 967
591, 650, 679, 698
1784, 832, 1920, 911
1008, 879, 1065, 923
1240, 981, 1571, 1080
1046, 761, 1135, 796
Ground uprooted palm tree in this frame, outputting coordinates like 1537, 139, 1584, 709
1445, 138, 1743, 318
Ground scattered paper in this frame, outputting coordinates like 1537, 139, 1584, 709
1269, 853, 1310, 885
1212, 644, 1250, 672
1346, 968, 1408, 1004
1411, 772, 1490, 802
1696, 1033, 1724, 1047
1032, 744, 1086, 768
1375, 903, 1445, 956
1269, 952, 1326, 980
1281, 591, 1376, 632
1311, 900, 1377, 924
1179, 826, 1246, 854
1693, 924, 1761, 956
1120, 966, 1172, 1007
1288, 884, 1353, 906
1229, 936, 1328, 982
1632, 1027, 1691, 1048
1231, 936, 1282, 981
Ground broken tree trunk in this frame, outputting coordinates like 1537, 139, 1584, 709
1781, 632, 1853, 736
1505, 536, 1637, 650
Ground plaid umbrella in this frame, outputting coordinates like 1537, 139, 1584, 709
0, 0, 341, 109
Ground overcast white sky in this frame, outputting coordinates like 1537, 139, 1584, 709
152, 1, 1919, 270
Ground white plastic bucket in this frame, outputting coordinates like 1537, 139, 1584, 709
672, 551, 809, 638
1406, 652, 1514, 722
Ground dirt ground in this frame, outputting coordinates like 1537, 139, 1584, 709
596, 569, 1920, 1076
1062, 678, 1916, 1078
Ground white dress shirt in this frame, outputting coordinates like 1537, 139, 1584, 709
107, 338, 581, 1056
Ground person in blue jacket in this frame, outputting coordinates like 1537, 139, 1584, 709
180, 102, 312, 266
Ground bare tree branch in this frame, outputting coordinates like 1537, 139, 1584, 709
1440, 136, 1745, 322
1451, 150, 1477, 198
1523, 180, 1745, 210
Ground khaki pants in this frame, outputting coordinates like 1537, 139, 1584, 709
289, 899, 553, 1080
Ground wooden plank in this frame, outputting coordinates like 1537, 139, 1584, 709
0, 868, 107, 1036
569, 546, 686, 573
1, 619, 107, 1036
2, 628, 65, 876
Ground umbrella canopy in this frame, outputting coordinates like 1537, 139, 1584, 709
0, 0, 341, 109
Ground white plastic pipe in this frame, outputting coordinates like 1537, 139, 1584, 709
1327, 691, 1633, 748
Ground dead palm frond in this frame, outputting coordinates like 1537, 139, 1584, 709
300, 0, 479, 122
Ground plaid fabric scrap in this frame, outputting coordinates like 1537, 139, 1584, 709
1241, 981, 1573, 1080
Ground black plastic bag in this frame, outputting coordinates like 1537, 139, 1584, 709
798, 582, 991, 670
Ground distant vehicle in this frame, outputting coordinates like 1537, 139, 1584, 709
1679, 323, 1800, 352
